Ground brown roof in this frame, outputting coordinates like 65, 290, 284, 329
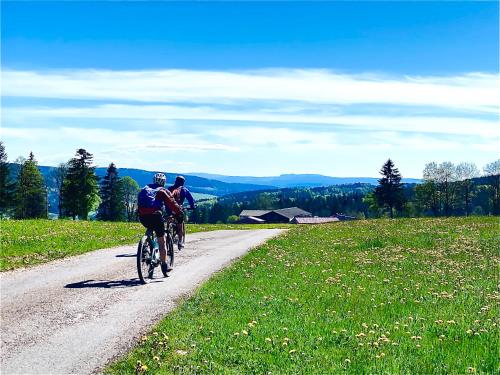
293, 217, 340, 224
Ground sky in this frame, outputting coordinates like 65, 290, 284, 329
1, 1, 499, 178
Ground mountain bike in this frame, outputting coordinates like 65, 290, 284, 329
169, 207, 195, 251
136, 214, 175, 284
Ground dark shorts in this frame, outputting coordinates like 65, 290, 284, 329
139, 212, 165, 237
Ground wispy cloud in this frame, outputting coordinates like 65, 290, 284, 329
2, 69, 499, 112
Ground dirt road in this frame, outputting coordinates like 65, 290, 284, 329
0, 229, 284, 375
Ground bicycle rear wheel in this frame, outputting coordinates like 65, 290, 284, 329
137, 235, 154, 284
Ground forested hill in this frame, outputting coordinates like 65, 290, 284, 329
36, 166, 275, 197
192, 173, 420, 187
190, 183, 375, 223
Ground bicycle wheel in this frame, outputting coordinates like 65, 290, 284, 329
166, 233, 175, 268
137, 234, 154, 284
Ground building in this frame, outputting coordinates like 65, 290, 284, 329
239, 207, 312, 224
291, 217, 340, 224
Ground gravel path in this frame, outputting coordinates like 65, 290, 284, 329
0, 229, 284, 375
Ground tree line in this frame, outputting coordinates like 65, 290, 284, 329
0, 143, 140, 221
367, 158, 500, 218
1, 142, 499, 222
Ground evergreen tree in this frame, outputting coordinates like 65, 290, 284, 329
97, 163, 124, 221
62, 149, 99, 220
0, 141, 16, 216
374, 159, 404, 218
14, 152, 47, 219
121, 176, 139, 222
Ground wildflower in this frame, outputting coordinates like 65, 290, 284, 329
289, 349, 296, 354
344, 358, 351, 364
242, 330, 248, 335
153, 356, 160, 362
233, 332, 240, 336
265, 337, 272, 342
467, 367, 476, 373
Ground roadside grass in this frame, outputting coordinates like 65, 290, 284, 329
0, 219, 290, 271
106, 217, 499, 374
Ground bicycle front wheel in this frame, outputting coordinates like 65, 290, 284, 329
137, 235, 153, 284
166, 233, 175, 268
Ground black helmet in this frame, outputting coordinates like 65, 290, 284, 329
175, 175, 186, 186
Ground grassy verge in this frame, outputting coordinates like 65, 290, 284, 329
0, 219, 290, 271
106, 217, 499, 374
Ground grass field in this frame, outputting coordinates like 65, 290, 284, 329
0, 219, 290, 271
106, 217, 499, 374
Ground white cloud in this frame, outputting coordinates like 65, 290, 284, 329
2, 68, 499, 112
5, 103, 498, 138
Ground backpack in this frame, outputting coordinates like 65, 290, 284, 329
137, 185, 162, 208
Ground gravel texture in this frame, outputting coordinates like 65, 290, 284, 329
0, 229, 284, 375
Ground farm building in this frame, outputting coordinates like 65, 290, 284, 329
291, 217, 340, 224
239, 207, 312, 224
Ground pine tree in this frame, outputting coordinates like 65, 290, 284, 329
0, 141, 16, 216
97, 163, 124, 221
374, 159, 405, 218
14, 152, 47, 219
62, 149, 99, 220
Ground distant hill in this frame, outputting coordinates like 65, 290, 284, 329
35, 166, 275, 197
191, 173, 420, 188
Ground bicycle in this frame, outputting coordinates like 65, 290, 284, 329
136, 213, 175, 284
168, 206, 195, 251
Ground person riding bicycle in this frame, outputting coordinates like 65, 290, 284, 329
167, 175, 196, 250
137, 173, 183, 275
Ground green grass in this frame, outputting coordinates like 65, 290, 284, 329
0, 219, 290, 271
106, 217, 499, 375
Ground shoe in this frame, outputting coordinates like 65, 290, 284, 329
178, 243, 184, 251
161, 262, 173, 276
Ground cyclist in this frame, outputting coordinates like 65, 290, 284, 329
137, 173, 183, 275
168, 175, 196, 250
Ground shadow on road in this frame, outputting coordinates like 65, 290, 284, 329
64, 278, 158, 289
115, 253, 136, 258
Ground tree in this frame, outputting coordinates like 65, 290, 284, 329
0, 141, 16, 216
121, 176, 140, 222
14, 152, 47, 219
436, 162, 457, 216
455, 162, 479, 216
62, 149, 99, 220
51, 162, 68, 218
374, 159, 405, 218
483, 159, 500, 215
97, 163, 124, 221
421, 162, 441, 216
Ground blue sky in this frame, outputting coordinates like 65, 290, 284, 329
1, 1, 499, 177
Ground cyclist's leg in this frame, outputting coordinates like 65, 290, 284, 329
176, 221, 185, 249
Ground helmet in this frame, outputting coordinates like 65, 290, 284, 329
153, 173, 166, 187
175, 175, 186, 186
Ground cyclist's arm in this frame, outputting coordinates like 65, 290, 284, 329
158, 189, 182, 216
183, 187, 196, 209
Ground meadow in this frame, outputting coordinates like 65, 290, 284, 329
106, 217, 499, 374
0, 219, 290, 271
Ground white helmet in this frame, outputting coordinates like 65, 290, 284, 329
153, 173, 166, 187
